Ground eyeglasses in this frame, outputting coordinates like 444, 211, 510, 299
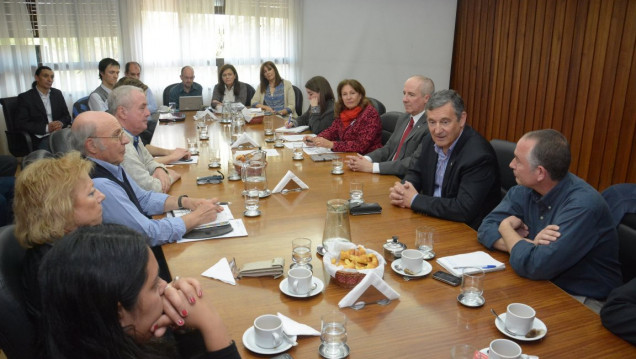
196, 171, 225, 185
89, 129, 126, 142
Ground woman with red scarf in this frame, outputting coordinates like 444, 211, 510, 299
304, 79, 382, 154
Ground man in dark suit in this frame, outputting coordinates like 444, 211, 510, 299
389, 89, 500, 230
15, 66, 71, 150
346, 75, 434, 178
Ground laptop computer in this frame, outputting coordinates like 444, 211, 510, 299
179, 96, 203, 111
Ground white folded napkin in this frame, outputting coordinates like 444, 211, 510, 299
272, 170, 309, 193
242, 108, 264, 123
201, 257, 236, 285
231, 133, 260, 148
277, 312, 320, 336
338, 271, 400, 308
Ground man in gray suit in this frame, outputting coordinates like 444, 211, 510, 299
346, 75, 434, 177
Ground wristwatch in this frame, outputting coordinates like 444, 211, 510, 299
178, 195, 188, 209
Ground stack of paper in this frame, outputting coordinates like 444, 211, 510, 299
275, 125, 308, 133
436, 251, 505, 277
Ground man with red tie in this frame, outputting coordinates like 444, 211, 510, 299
346, 75, 433, 178
389, 89, 500, 230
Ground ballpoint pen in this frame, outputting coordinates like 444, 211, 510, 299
453, 265, 497, 269
217, 202, 231, 205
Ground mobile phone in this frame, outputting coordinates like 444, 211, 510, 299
432, 270, 462, 286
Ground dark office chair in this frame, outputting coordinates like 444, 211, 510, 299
49, 128, 73, 154
292, 85, 303, 116
245, 83, 256, 107
71, 95, 90, 120
0, 224, 37, 359
0, 97, 34, 158
380, 111, 401, 145
618, 213, 636, 283
367, 97, 386, 115
20, 149, 53, 169
490, 139, 517, 197
162, 83, 180, 106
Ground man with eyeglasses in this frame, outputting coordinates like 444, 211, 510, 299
388, 89, 500, 230
168, 66, 202, 108
71, 111, 222, 280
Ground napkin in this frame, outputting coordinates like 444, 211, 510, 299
272, 170, 309, 194
436, 251, 506, 277
201, 257, 236, 285
231, 133, 260, 148
242, 107, 264, 123
277, 312, 320, 336
338, 271, 400, 308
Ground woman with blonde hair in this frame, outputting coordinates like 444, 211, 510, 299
15, 151, 105, 321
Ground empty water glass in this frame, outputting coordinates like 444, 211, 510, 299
415, 226, 435, 259
460, 267, 485, 306
274, 132, 284, 148
244, 189, 260, 217
264, 117, 274, 136
187, 137, 199, 154
320, 311, 348, 359
291, 238, 312, 270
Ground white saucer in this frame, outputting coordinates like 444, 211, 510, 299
242, 326, 296, 355
495, 313, 548, 341
479, 347, 539, 359
391, 258, 432, 278
279, 277, 324, 298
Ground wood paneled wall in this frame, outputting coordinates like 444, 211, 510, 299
450, 0, 636, 190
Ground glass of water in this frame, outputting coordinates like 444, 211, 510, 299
349, 182, 363, 205
243, 189, 260, 217
320, 311, 348, 359
331, 156, 344, 174
187, 137, 199, 154
291, 237, 312, 270
460, 267, 485, 306
415, 226, 435, 259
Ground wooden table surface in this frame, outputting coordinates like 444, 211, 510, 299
152, 114, 635, 358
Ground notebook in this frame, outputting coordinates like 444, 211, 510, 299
436, 251, 505, 277
179, 96, 203, 111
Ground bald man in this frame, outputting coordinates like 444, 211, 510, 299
168, 65, 202, 108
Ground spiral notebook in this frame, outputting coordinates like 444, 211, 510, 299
436, 251, 505, 277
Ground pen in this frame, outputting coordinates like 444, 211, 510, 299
453, 265, 497, 269
217, 202, 231, 206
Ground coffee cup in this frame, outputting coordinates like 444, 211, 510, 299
253, 314, 283, 349
505, 303, 536, 335
400, 249, 424, 274
288, 267, 313, 294
488, 339, 522, 359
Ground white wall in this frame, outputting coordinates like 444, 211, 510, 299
299, 0, 457, 112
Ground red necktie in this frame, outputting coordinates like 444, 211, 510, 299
393, 117, 414, 161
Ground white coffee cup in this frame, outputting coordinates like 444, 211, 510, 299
488, 339, 522, 359
253, 314, 283, 349
401, 249, 424, 274
505, 303, 536, 335
288, 267, 313, 294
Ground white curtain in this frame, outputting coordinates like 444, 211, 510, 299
0, 2, 38, 98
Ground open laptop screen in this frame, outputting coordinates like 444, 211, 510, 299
179, 96, 203, 111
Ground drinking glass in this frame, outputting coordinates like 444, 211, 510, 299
293, 142, 304, 160
331, 156, 344, 174
320, 311, 348, 359
264, 117, 274, 136
274, 132, 284, 147
187, 137, 198, 154
460, 267, 485, 306
415, 226, 435, 259
291, 238, 312, 270
450, 344, 478, 359
244, 189, 260, 217
168, 102, 177, 113
208, 147, 220, 168
349, 182, 364, 205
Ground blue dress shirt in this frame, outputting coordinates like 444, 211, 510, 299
90, 157, 186, 246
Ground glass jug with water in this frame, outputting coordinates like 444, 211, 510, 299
321, 199, 352, 253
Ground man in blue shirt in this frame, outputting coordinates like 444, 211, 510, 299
168, 66, 202, 108
71, 111, 222, 246
478, 129, 621, 309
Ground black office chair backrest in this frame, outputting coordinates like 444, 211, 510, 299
162, 83, 180, 106
292, 85, 303, 116
380, 111, 402, 145
0, 224, 37, 359
49, 128, 74, 155
490, 139, 517, 197
21, 149, 53, 169
367, 97, 386, 116
245, 83, 256, 107
72, 95, 90, 120
618, 214, 636, 283
1, 96, 34, 157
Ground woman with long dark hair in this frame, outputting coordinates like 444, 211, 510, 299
250, 61, 296, 117
39, 224, 239, 359
287, 76, 335, 134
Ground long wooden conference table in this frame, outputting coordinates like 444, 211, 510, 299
152, 113, 635, 358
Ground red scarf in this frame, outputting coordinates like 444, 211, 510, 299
339, 106, 362, 128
